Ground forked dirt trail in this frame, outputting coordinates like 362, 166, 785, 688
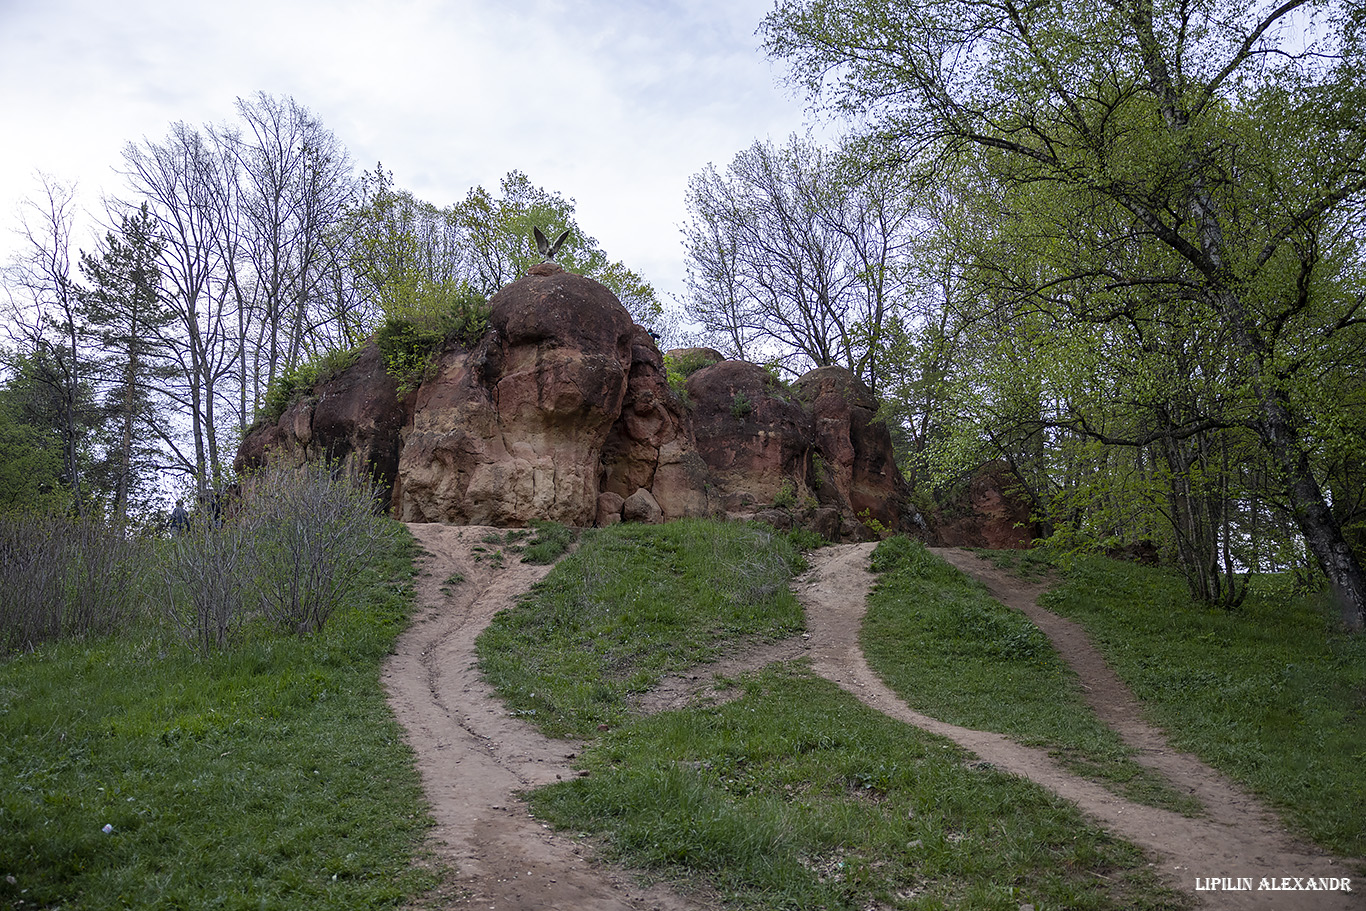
797, 543, 1360, 911
385, 526, 1359, 910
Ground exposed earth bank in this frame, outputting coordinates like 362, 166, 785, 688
386, 526, 1361, 910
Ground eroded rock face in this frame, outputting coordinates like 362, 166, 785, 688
235, 341, 406, 506
794, 366, 916, 535
237, 268, 929, 541
397, 265, 633, 526
931, 461, 1040, 549
686, 360, 817, 513
598, 327, 709, 521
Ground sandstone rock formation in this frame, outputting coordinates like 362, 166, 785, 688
236, 341, 406, 506
236, 267, 925, 541
930, 460, 1040, 549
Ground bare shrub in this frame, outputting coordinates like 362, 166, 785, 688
245, 462, 394, 636
0, 513, 150, 656
159, 514, 256, 654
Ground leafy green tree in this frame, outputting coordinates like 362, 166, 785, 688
0, 356, 69, 513
765, 0, 1366, 627
2, 177, 100, 516
344, 167, 662, 331
452, 170, 662, 327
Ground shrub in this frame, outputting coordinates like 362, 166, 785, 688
247, 464, 396, 636
662, 349, 716, 405
257, 345, 363, 425
159, 464, 396, 652
159, 510, 256, 653
772, 478, 798, 509
375, 284, 490, 392
0, 513, 151, 655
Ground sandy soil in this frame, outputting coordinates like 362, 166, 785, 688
384, 526, 1361, 910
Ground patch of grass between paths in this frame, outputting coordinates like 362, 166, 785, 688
476, 519, 806, 738
532, 663, 1190, 911
862, 537, 1202, 816
1041, 553, 1366, 859
0, 525, 435, 911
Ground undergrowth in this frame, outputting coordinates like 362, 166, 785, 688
257, 345, 363, 426
0, 527, 435, 910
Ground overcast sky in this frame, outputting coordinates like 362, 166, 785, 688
0, 0, 835, 305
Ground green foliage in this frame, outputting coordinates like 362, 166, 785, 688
344, 166, 662, 333
374, 316, 443, 392
785, 525, 828, 551
0, 529, 434, 910
373, 284, 490, 393
865, 538, 1202, 813
811, 453, 828, 489
729, 390, 753, 418
662, 349, 715, 405
530, 664, 1188, 911
772, 478, 798, 509
258, 345, 363, 424
475, 519, 805, 738
0, 378, 67, 514
856, 508, 888, 538
763, 0, 1366, 621
1043, 555, 1366, 856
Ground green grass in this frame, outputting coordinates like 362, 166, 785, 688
0, 526, 435, 911
1038, 554, 1366, 858
469, 520, 578, 568
476, 519, 805, 738
484, 521, 1188, 909
531, 664, 1189, 911
862, 537, 1203, 815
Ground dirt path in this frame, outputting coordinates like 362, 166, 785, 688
796, 543, 1360, 910
384, 523, 709, 911
383, 526, 1357, 910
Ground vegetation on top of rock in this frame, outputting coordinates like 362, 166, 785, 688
662, 348, 718, 405
257, 345, 363, 427
374, 284, 491, 393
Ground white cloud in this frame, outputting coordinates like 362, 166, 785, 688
0, 0, 831, 302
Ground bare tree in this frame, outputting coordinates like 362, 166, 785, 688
2, 176, 95, 514
683, 137, 921, 390
121, 122, 238, 493
227, 93, 354, 400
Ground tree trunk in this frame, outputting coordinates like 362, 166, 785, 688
1254, 392, 1366, 630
